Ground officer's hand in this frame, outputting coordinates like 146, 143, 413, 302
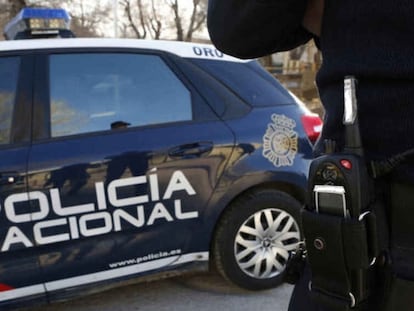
302, 0, 324, 36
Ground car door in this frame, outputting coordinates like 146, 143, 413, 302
0, 55, 48, 305
26, 50, 235, 297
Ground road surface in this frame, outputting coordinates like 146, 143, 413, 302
18, 272, 294, 311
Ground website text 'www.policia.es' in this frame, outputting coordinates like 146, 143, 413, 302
109, 249, 182, 269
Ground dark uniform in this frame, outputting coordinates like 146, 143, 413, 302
208, 1, 414, 310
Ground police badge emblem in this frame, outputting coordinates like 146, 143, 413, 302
263, 114, 298, 167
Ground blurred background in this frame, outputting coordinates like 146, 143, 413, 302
0, 0, 324, 117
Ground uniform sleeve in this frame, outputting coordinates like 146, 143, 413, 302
207, 0, 313, 59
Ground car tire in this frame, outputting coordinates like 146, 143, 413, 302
212, 188, 302, 290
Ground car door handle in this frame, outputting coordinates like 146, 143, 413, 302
168, 142, 213, 158
0, 172, 18, 185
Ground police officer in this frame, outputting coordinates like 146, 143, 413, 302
208, 0, 414, 310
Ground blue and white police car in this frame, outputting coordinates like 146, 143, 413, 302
0, 8, 322, 310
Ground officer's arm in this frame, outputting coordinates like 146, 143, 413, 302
207, 0, 313, 59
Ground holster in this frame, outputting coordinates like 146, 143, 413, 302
302, 201, 385, 311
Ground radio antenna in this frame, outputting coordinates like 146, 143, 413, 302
343, 76, 363, 156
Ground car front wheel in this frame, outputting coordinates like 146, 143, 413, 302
213, 189, 302, 290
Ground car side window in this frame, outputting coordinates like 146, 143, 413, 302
0, 57, 20, 145
49, 53, 192, 138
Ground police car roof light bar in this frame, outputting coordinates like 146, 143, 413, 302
3, 8, 74, 40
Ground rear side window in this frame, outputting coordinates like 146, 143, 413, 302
0, 57, 19, 145
49, 53, 192, 138
191, 59, 295, 107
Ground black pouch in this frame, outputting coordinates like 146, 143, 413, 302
302, 209, 374, 309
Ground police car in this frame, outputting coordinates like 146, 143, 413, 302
0, 8, 322, 310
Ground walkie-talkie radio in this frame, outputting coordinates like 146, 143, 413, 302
309, 76, 372, 219
303, 76, 380, 310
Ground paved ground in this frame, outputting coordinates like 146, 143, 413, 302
18, 272, 294, 311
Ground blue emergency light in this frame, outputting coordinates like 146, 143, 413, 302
3, 8, 75, 40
